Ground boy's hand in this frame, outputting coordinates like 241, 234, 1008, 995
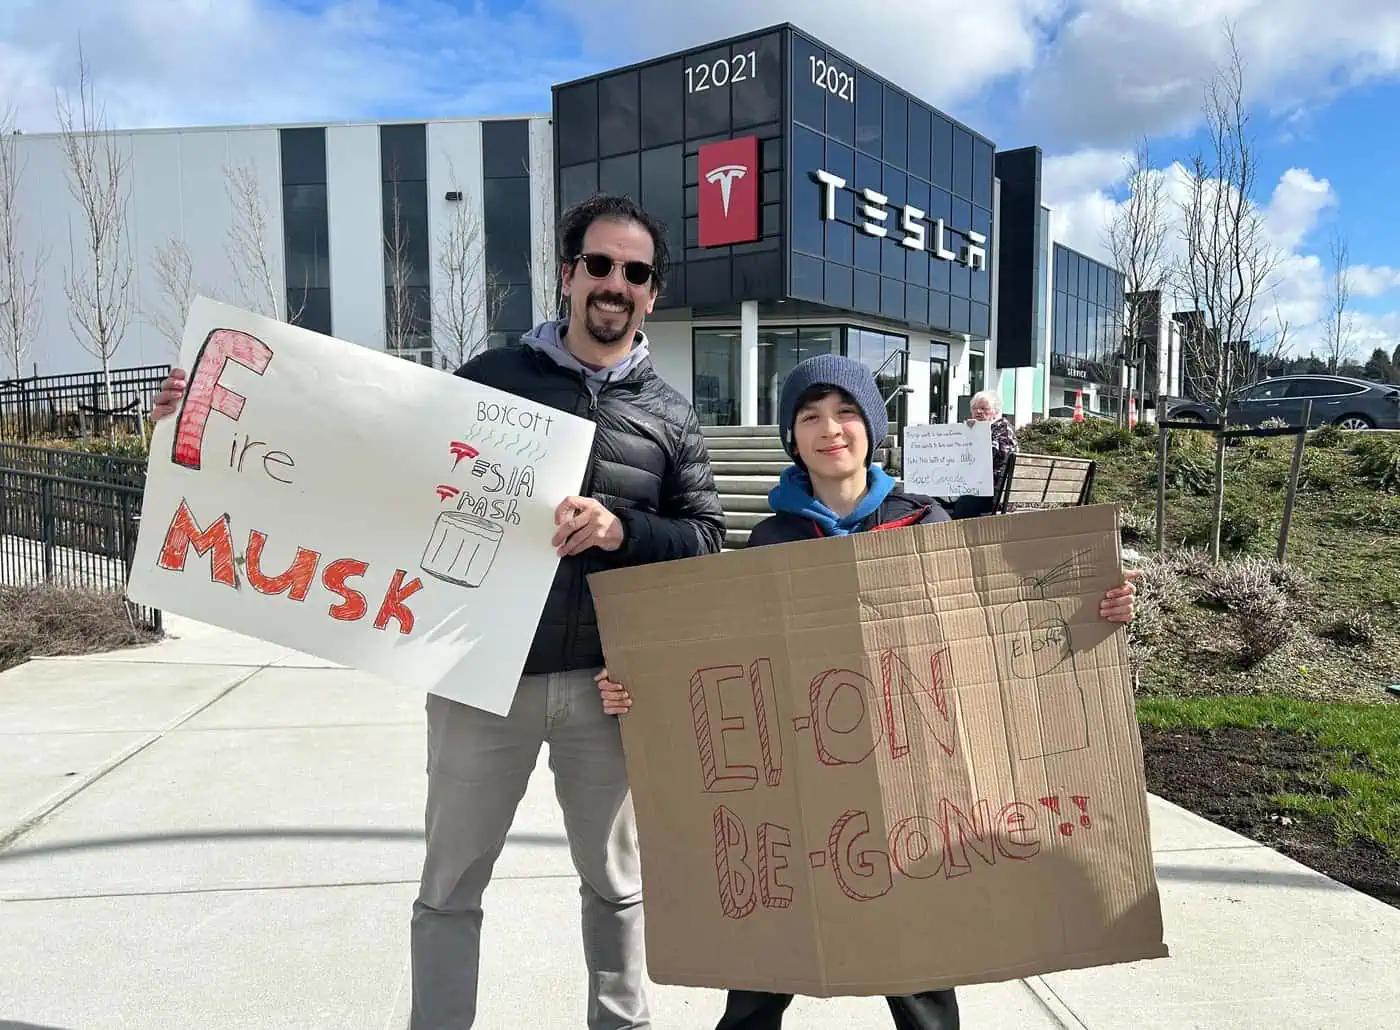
1100, 569, 1140, 624
151, 368, 188, 421
595, 668, 632, 716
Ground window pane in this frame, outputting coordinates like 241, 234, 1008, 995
559, 162, 598, 211
791, 36, 825, 130
908, 104, 931, 181
640, 145, 684, 260
883, 87, 907, 168
482, 120, 530, 179
599, 153, 640, 200
930, 115, 952, 191
685, 47, 731, 138
288, 287, 331, 335
280, 128, 325, 186
598, 73, 639, 157
972, 138, 993, 210
484, 176, 531, 284
733, 33, 782, 128
640, 59, 683, 148
382, 180, 430, 288
855, 71, 882, 155
381, 123, 427, 181
952, 126, 972, 199
826, 53, 856, 145
556, 82, 598, 166
693, 330, 740, 426
282, 184, 330, 288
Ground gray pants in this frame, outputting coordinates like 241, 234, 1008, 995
410, 670, 650, 1029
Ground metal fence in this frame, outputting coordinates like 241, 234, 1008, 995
0, 364, 171, 441
0, 446, 160, 631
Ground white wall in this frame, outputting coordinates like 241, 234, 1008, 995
325, 125, 384, 349
643, 319, 692, 400
906, 332, 932, 427
426, 121, 485, 363
528, 117, 555, 325
14, 126, 283, 376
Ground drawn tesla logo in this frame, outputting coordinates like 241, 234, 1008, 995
705, 164, 749, 216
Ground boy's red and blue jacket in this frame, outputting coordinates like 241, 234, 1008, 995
747, 466, 951, 548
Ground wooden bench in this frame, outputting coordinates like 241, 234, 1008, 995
995, 452, 1097, 513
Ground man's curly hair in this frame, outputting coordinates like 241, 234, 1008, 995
557, 194, 670, 293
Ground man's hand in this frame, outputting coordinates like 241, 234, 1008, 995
596, 668, 632, 716
1100, 568, 1141, 624
151, 368, 188, 421
552, 496, 624, 557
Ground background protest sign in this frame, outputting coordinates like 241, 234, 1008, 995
591, 505, 1167, 996
903, 422, 994, 497
127, 297, 594, 715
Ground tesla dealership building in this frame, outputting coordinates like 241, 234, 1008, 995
10, 24, 1180, 429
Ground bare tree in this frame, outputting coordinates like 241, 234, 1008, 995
431, 181, 507, 368
1, 104, 46, 381
1105, 138, 1169, 425
383, 178, 425, 358
148, 236, 194, 357
1173, 27, 1281, 561
225, 162, 303, 322
57, 54, 134, 439
1321, 231, 1355, 374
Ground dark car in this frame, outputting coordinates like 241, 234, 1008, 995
1167, 376, 1400, 430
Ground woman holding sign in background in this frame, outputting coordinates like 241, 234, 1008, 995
597, 355, 1137, 1030
950, 389, 1018, 519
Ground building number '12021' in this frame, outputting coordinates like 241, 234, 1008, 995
686, 52, 758, 93
810, 56, 854, 103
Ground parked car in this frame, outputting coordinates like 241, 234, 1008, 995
1166, 376, 1400, 430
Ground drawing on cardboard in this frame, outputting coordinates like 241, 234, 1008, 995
998, 550, 1094, 759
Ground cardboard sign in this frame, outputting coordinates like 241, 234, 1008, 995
903, 422, 994, 497
127, 298, 595, 715
590, 505, 1167, 996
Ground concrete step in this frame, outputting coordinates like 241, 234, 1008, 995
712, 461, 789, 475
715, 475, 779, 494
702, 435, 782, 450
723, 511, 768, 530
702, 425, 779, 438
727, 528, 752, 547
718, 493, 771, 512
707, 449, 790, 462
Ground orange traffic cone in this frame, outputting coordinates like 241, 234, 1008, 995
1128, 394, 1138, 429
1073, 390, 1085, 423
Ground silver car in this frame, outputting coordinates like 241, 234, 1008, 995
1169, 375, 1400, 430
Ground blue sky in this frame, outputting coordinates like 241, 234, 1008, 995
4, 0, 1399, 359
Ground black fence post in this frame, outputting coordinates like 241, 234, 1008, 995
39, 474, 54, 582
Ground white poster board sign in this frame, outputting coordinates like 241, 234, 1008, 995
127, 298, 595, 715
902, 422, 994, 497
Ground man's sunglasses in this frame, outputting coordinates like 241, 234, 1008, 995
572, 253, 656, 287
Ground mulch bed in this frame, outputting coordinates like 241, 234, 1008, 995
1141, 724, 1400, 909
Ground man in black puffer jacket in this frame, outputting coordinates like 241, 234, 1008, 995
411, 196, 724, 1029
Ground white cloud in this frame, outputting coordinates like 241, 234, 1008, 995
1264, 169, 1336, 252
0, 0, 589, 132
1349, 265, 1400, 298
544, 0, 1063, 111
1016, 0, 1400, 149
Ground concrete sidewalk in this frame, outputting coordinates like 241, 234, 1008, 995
2, 616, 1397, 1030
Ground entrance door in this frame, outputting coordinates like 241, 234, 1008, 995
930, 357, 950, 423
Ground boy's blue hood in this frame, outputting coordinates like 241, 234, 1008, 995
767, 466, 898, 537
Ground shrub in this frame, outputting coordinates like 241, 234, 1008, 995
1299, 450, 1351, 494
1350, 435, 1400, 493
1323, 611, 1376, 647
1168, 547, 1214, 579
1199, 558, 1298, 664
0, 585, 160, 672
1090, 426, 1136, 453
1119, 505, 1156, 543
1258, 416, 1289, 430
1156, 452, 1214, 495
1309, 424, 1344, 449
1330, 494, 1400, 534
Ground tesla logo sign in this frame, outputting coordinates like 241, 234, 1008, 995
813, 169, 987, 270
699, 137, 760, 247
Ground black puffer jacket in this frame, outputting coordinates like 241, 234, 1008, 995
457, 344, 725, 674
747, 491, 950, 547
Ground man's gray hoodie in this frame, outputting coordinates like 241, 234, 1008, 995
521, 319, 650, 393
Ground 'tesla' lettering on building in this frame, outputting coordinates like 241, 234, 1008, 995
8, 22, 1182, 429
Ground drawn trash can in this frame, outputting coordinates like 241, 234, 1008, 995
421, 510, 503, 588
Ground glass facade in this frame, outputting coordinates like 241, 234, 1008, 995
788, 30, 994, 338
482, 120, 535, 348
381, 124, 431, 355
1050, 243, 1124, 384
279, 128, 331, 334
553, 29, 786, 311
694, 324, 906, 429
